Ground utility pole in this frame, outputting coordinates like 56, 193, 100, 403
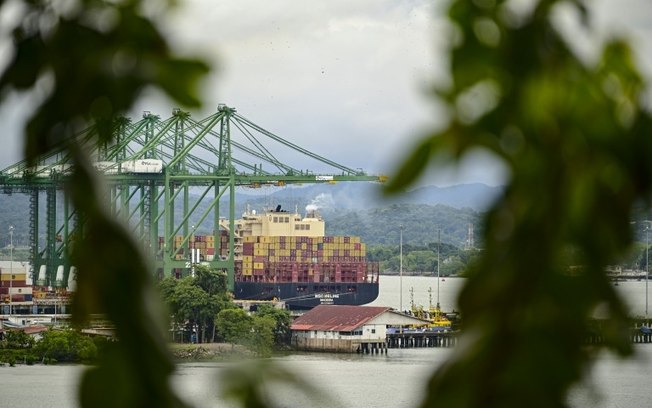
639, 221, 650, 319
399, 225, 403, 313
9, 225, 14, 316
437, 228, 441, 308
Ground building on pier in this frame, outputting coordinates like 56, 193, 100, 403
290, 305, 426, 353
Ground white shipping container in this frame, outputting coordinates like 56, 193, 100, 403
93, 161, 119, 174
34, 165, 51, 177
9, 287, 33, 295
121, 159, 163, 173
3, 166, 23, 178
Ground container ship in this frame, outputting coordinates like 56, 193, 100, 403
220, 205, 380, 309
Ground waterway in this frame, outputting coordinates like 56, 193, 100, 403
1, 276, 651, 407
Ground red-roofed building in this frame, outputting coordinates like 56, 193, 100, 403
291, 305, 426, 353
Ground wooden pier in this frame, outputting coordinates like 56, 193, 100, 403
386, 331, 458, 349
386, 325, 652, 349
584, 325, 652, 345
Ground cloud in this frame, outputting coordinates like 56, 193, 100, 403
1, 0, 651, 189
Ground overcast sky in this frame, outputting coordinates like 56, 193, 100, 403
1, 0, 651, 187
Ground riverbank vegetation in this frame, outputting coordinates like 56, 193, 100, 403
0, 328, 105, 366
157, 265, 292, 357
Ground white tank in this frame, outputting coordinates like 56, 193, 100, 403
38, 265, 47, 282
67, 266, 77, 291
55, 265, 64, 282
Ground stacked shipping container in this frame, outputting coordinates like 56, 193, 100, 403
222, 233, 377, 284
0, 267, 33, 303
160, 235, 217, 261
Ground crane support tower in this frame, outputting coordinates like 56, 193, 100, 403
0, 105, 385, 291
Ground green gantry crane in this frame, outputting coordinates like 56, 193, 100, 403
0, 105, 385, 291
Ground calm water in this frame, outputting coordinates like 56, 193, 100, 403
1, 276, 651, 407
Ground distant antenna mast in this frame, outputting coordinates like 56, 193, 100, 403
466, 223, 475, 250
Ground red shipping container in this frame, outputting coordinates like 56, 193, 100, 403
1, 280, 27, 288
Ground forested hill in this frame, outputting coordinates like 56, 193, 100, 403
321, 204, 481, 247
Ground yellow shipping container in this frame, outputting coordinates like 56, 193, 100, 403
253, 262, 264, 269
1, 273, 26, 281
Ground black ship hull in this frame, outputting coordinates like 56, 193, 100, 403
233, 281, 379, 310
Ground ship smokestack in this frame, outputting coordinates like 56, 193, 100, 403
305, 204, 318, 218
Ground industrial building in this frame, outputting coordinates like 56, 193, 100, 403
290, 305, 426, 353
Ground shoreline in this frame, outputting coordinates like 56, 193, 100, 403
169, 343, 253, 361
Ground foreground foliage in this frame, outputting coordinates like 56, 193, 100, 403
0, 1, 208, 406
385, 1, 652, 407
1, 0, 650, 407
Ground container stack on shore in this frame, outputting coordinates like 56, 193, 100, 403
0, 264, 33, 305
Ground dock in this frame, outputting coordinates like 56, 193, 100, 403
386, 328, 458, 349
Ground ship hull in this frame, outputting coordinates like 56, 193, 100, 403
234, 281, 379, 310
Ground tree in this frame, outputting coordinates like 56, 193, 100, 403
215, 308, 252, 346
255, 304, 292, 347
194, 265, 228, 296
248, 315, 276, 357
406, 250, 437, 273
34, 329, 97, 363
2, 329, 35, 349
157, 267, 233, 343
386, 0, 652, 406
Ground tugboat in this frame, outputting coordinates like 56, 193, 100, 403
408, 287, 452, 330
